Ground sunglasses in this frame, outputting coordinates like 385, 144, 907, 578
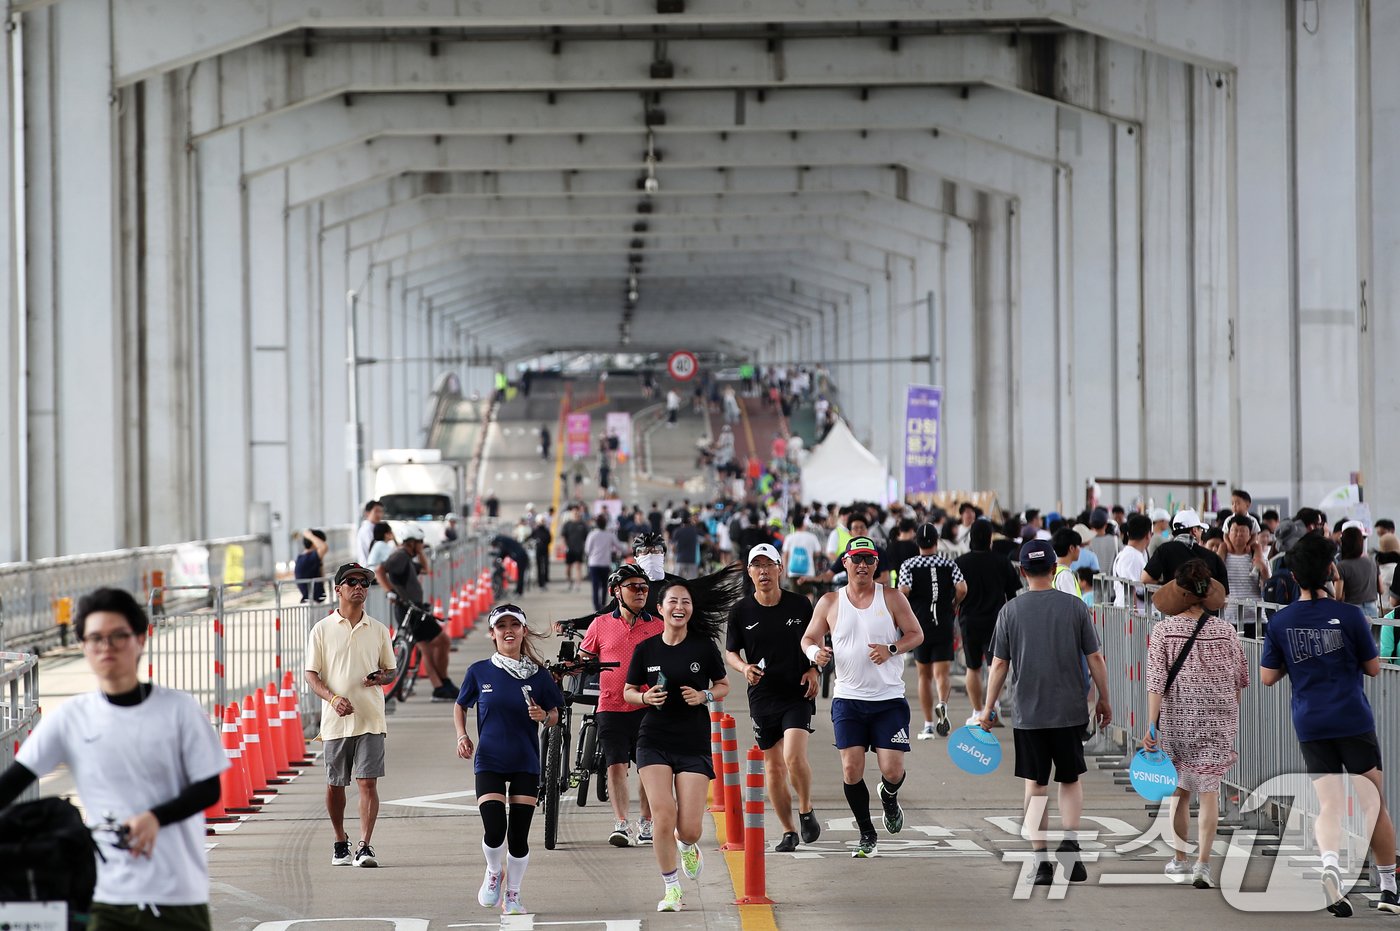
845, 554, 877, 566
619, 583, 650, 593
339, 577, 371, 588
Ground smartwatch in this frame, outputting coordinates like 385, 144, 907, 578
887, 643, 898, 655
704, 689, 714, 703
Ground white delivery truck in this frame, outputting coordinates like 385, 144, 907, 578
368, 448, 465, 548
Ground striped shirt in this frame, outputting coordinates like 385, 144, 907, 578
897, 554, 965, 624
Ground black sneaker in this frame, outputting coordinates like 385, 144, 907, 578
431, 684, 457, 702
1032, 861, 1055, 885
851, 831, 878, 858
877, 781, 904, 834
1378, 889, 1400, 914
1057, 839, 1087, 882
799, 810, 821, 845
331, 840, 352, 865
1322, 864, 1353, 917
774, 832, 799, 853
353, 841, 378, 868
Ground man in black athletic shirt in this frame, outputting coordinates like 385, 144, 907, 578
724, 544, 821, 851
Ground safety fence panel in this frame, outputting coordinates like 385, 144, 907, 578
0, 652, 41, 804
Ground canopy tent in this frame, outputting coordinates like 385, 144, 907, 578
800, 420, 896, 506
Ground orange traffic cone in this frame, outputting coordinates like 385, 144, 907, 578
205, 713, 231, 824
448, 589, 461, 638
219, 704, 255, 813
280, 671, 311, 766
253, 686, 283, 783
231, 702, 262, 808
265, 682, 293, 775
240, 695, 270, 795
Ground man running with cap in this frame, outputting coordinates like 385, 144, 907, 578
725, 543, 821, 852
897, 523, 967, 739
801, 536, 923, 858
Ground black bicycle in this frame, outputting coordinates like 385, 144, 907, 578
540, 630, 617, 850
384, 603, 443, 702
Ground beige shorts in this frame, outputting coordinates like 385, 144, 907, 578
323, 732, 386, 786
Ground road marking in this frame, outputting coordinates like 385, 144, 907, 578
384, 789, 477, 812
708, 806, 779, 931
253, 921, 430, 930
448, 921, 641, 930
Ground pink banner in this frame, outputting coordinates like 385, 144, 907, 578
565, 412, 592, 458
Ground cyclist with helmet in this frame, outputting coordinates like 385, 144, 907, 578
579, 563, 664, 847
374, 525, 456, 701
454, 604, 564, 917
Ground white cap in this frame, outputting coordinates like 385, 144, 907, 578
1341, 519, 1370, 537
747, 543, 782, 565
1071, 523, 1095, 545
400, 524, 426, 541
1171, 509, 1204, 530
488, 605, 527, 627
1149, 508, 1170, 523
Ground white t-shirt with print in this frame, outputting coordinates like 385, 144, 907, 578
16, 686, 227, 906
782, 530, 822, 578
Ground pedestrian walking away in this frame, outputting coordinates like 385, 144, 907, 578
376, 526, 458, 700
1260, 533, 1400, 916
624, 580, 731, 911
0, 588, 227, 930
897, 523, 967, 741
724, 543, 821, 852
579, 564, 664, 847
801, 536, 924, 858
1142, 560, 1248, 890
455, 605, 565, 917
979, 539, 1112, 887
305, 564, 399, 869
955, 520, 1022, 725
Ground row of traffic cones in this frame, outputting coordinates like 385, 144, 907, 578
206, 671, 312, 824
442, 571, 502, 640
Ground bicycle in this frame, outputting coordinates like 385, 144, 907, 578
383, 602, 444, 702
539, 626, 618, 851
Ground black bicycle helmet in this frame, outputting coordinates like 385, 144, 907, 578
632, 531, 666, 554
607, 563, 650, 591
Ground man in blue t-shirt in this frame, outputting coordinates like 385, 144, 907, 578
1261, 533, 1399, 917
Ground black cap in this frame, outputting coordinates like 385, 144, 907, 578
915, 522, 938, 548
334, 563, 373, 585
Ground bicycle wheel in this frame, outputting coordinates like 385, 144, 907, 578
576, 719, 597, 808
399, 646, 422, 701
387, 634, 414, 700
543, 724, 563, 850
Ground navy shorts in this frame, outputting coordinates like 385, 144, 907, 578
831, 697, 911, 752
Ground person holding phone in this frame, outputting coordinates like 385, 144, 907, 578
455, 605, 563, 917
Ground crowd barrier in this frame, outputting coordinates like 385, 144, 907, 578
0, 652, 40, 804
1091, 574, 1400, 865
0, 534, 274, 652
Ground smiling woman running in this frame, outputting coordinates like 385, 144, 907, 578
623, 580, 730, 912
455, 604, 564, 917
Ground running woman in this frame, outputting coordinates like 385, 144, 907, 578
724, 543, 821, 851
624, 580, 730, 912
801, 536, 923, 858
897, 523, 967, 739
455, 605, 565, 916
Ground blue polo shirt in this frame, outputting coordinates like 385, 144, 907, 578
457, 660, 564, 775
1261, 599, 1377, 743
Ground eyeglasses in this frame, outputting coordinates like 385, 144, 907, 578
339, 578, 371, 588
82, 631, 135, 650
619, 583, 650, 593
845, 554, 877, 566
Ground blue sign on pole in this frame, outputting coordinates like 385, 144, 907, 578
903, 385, 943, 497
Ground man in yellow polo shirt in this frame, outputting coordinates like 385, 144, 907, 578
305, 563, 396, 869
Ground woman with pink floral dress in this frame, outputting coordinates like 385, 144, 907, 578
1143, 559, 1248, 890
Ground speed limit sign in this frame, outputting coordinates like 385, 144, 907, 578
667, 350, 699, 381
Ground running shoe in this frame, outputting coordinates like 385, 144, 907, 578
851, 831, 878, 858
799, 810, 821, 845
877, 781, 905, 834
657, 887, 684, 912
609, 820, 631, 847
1163, 858, 1192, 883
431, 684, 457, 702
353, 842, 378, 868
1057, 839, 1086, 882
774, 832, 799, 852
502, 891, 526, 916
1322, 864, 1353, 917
1378, 889, 1400, 914
916, 723, 936, 741
331, 840, 352, 866
679, 841, 703, 880
478, 870, 503, 908
637, 818, 654, 845
1032, 861, 1055, 885
1192, 862, 1214, 889
935, 702, 951, 737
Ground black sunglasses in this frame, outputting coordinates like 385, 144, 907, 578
339, 577, 371, 588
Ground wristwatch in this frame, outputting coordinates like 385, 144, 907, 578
704, 689, 714, 703
887, 643, 898, 655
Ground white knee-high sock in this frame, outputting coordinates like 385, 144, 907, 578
507, 853, 529, 893
482, 841, 505, 874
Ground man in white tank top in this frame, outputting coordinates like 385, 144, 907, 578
801, 536, 923, 858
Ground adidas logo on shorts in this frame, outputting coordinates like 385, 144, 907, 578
891, 728, 911, 746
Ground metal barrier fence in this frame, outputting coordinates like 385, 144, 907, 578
1091, 574, 1400, 864
0, 652, 41, 804
0, 534, 274, 652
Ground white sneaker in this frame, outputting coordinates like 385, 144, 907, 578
917, 723, 936, 741
637, 818, 654, 845
502, 891, 527, 916
478, 870, 503, 908
934, 702, 951, 736
1192, 862, 1214, 889
1163, 858, 1192, 883
608, 820, 631, 848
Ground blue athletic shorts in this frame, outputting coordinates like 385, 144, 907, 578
831, 697, 911, 752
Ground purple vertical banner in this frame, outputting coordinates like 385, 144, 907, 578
903, 385, 942, 497
565, 413, 592, 459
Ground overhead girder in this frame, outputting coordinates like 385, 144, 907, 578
414, 276, 798, 309
113, 0, 1241, 88
240, 85, 1064, 174
287, 128, 1039, 205
194, 33, 1023, 135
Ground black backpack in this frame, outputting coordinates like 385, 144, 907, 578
0, 797, 99, 928
1263, 558, 1301, 612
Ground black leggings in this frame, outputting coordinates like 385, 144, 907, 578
476, 771, 539, 858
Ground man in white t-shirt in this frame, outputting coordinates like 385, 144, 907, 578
0, 588, 226, 929
782, 520, 823, 589
356, 499, 383, 564
1112, 514, 1152, 609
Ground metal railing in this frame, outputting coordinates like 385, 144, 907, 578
0, 534, 274, 652
1090, 574, 1400, 864
0, 652, 40, 804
